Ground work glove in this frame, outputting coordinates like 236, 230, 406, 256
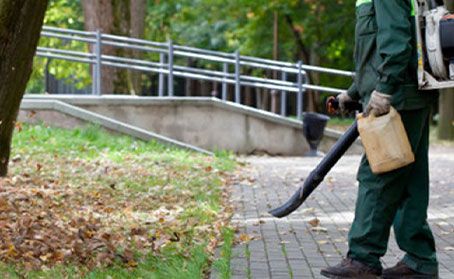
365, 91, 392, 116
337, 92, 352, 113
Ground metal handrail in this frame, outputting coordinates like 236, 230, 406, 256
36, 51, 96, 64
42, 26, 96, 36
101, 40, 167, 54
101, 33, 168, 48
37, 47, 95, 58
40, 32, 96, 44
37, 26, 355, 119
174, 44, 235, 58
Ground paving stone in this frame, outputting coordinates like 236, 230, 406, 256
214, 148, 454, 279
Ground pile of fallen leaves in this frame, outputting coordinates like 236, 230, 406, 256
0, 124, 235, 272
0, 179, 147, 270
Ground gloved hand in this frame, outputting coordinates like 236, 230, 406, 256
365, 91, 392, 116
337, 92, 353, 113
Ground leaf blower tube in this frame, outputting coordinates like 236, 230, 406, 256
269, 98, 361, 218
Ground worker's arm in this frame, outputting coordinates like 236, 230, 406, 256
347, 83, 360, 100
374, 0, 413, 95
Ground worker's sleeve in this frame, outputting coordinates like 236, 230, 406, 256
347, 83, 361, 100
374, 0, 413, 95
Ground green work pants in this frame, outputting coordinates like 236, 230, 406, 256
347, 107, 438, 275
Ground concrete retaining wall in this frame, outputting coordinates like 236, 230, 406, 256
19, 100, 213, 154
21, 95, 363, 155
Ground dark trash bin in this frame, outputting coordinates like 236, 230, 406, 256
302, 112, 330, 157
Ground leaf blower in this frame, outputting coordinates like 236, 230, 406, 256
414, 0, 454, 89
269, 0, 454, 218
269, 98, 361, 218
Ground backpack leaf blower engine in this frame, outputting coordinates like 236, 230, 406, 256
415, 0, 454, 90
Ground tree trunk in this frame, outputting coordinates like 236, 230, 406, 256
245, 86, 253, 106
261, 89, 270, 111
200, 80, 211, 96
307, 2, 322, 113
82, 0, 131, 94
308, 47, 320, 112
438, 0, 454, 140
284, 13, 318, 112
284, 14, 310, 64
438, 93, 454, 140
111, 0, 131, 94
255, 88, 262, 108
271, 90, 280, 114
128, 0, 146, 95
272, 11, 280, 114
82, 0, 114, 94
185, 58, 196, 96
0, 0, 49, 176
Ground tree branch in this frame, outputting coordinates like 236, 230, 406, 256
284, 14, 311, 64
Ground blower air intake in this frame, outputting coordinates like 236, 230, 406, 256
440, 14, 454, 79
414, 0, 454, 89
440, 14, 454, 58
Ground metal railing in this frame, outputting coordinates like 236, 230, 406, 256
36, 26, 355, 120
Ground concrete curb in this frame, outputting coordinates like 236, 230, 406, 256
23, 95, 361, 147
20, 99, 214, 155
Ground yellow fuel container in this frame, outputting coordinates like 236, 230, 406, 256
357, 107, 415, 174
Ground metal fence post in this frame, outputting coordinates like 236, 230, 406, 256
91, 54, 97, 95
159, 53, 165, 97
222, 63, 228, 101
168, 40, 174, 97
235, 50, 241, 103
297, 60, 303, 121
95, 29, 102, 96
281, 71, 287, 117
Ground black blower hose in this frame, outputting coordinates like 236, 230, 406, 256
269, 120, 360, 218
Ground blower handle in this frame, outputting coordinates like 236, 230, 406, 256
326, 96, 363, 113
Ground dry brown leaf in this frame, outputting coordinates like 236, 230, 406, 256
12, 155, 21, 163
15, 122, 23, 132
311, 227, 328, 233
309, 218, 320, 227
169, 232, 180, 242
239, 233, 252, 243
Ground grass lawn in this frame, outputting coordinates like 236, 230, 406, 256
326, 117, 354, 132
0, 123, 237, 278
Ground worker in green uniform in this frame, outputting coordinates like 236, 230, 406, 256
321, 0, 439, 278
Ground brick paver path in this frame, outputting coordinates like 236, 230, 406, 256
224, 147, 454, 279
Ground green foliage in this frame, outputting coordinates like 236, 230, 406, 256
27, 0, 89, 93
29, 0, 356, 95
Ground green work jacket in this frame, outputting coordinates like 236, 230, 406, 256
348, 0, 437, 110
